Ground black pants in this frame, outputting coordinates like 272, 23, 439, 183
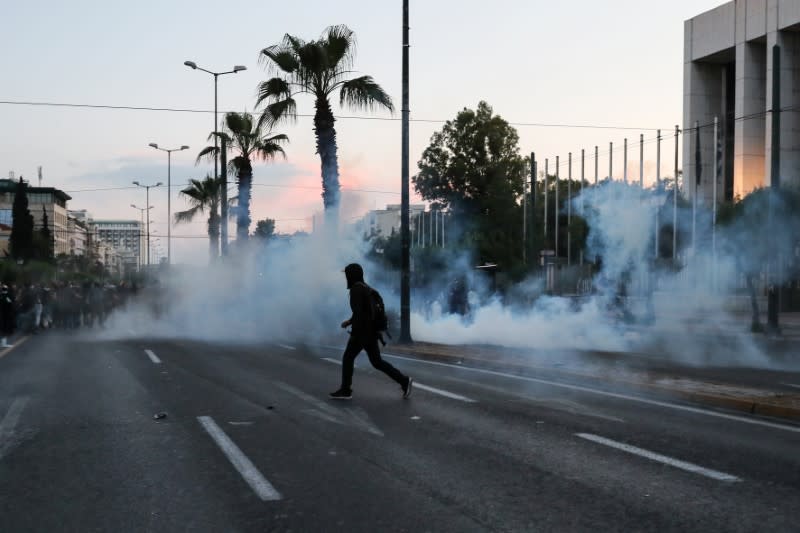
341, 335, 406, 390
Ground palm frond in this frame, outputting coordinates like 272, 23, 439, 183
256, 97, 297, 130
224, 112, 249, 135
255, 140, 287, 161
206, 131, 231, 143
321, 25, 356, 71
174, 205, 203, 224
195, 146, 218, 165
259, 44, 299, 74
339, 75, 394, 113
256, 78, 292, 109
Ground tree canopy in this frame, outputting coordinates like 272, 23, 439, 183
413, 102, 527, 269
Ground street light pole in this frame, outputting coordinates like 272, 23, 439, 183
149, 143, 188, 266
131, 204, 153, 270
133, 181, 162, 268
184, 61, 246, 257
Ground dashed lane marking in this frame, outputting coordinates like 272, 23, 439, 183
277, 344, 296, 351
576, 432, 741, 482
0, 397, 29, 459
322, 357, 476, 403
144, 349, 161, 364
782, 383, 800, 390
377, 352, 800, 435
197, 416, 282, 501
273, 380, 384, 436
0, 336, 31, 359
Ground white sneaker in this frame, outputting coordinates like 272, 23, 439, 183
1, 343, 12, 349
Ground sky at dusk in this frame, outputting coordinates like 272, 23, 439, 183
0, 0, 723, 263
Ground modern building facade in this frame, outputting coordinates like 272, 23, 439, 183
0, 178, 71, 255
361, 204, 426, 238
684, 0, 800, 203
92, 220, 142, 268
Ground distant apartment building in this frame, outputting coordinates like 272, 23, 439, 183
0, 178, 71, 255
92, 219, 142, 268
684, 0, 800, 202
361, 204, 426, 238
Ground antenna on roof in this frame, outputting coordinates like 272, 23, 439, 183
38, 166, 42, 187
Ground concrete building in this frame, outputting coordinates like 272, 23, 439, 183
361, 204, 426, 238
0, 178, 71, 255
92, 219, 142, 269
67, 216, 89, 256
684, 0, 800, 203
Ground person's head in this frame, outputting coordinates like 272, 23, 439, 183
343, 263, 364, 289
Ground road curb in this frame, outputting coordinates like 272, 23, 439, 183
385, 343, 800, 422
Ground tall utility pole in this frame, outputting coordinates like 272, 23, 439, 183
673, 125, 679, 261
567, 152, 572, 266
544, 159, 549, 240
767, 44, 781, 334
623, 138, 628, 184
399, 0, 412, 343
555, 156, 560, 259
220, 135, 228, 257
656, 129, 661, 258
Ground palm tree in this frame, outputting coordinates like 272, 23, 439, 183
197, 112, 287, 242
256, 25, 394, 226
174, 174, 222, 262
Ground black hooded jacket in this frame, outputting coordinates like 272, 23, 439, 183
344, 264, 374, 340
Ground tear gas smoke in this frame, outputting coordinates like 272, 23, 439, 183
95, 183, 798, 370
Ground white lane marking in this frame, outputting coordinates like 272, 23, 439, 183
379, 352, 800, 435
413, 382, 476, 403
0, 336, 31, 359
274, 381, 383, 436
277, 344, 296, 351
322, 357, 475, 403
782, 383, 800, 389
197, 416, 282, 501
144, 349, 161, 364
0, 397, 30, 458
0, 397, 29, 437
576, 433, 741, 482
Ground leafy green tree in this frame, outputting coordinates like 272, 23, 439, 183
174, 175, 222, 262
9, 177, 35, 261
256, 25, 393, 226
413, 102, 527, 270
197, 112, 287, 242
717, 187, 800, 332
253, 218, 276, 241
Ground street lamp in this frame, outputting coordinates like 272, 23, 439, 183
149, 143, 189, 265
131, 203, 153, 271
133, 181, 162, 266
184, 60, 246, 257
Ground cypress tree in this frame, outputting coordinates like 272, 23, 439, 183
9, 177, 35, 261
39, 205, 53, 261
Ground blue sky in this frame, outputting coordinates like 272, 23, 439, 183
0, 0, 722, 263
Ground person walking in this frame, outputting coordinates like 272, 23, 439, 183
0, 284, 16, 348
330, 263, 412, 400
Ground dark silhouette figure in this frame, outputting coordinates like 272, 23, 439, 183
0, 284, 16, 347
330, 263, 412, 400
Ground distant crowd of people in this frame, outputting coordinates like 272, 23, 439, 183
0, 281, 138, 346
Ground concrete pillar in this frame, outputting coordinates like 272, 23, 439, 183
683, 43, 722, 203
734, 39, 767, 198
765, 25, 800, 189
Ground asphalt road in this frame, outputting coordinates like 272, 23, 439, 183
1, 331, 799, 532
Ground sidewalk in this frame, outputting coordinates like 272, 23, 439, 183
385, 340, 800, 421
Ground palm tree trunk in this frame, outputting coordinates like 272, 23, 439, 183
314, 96, 340, 227
236, 166, 252, 242
208, 212, 220, 263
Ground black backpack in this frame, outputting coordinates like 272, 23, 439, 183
364, 284, 391, 345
